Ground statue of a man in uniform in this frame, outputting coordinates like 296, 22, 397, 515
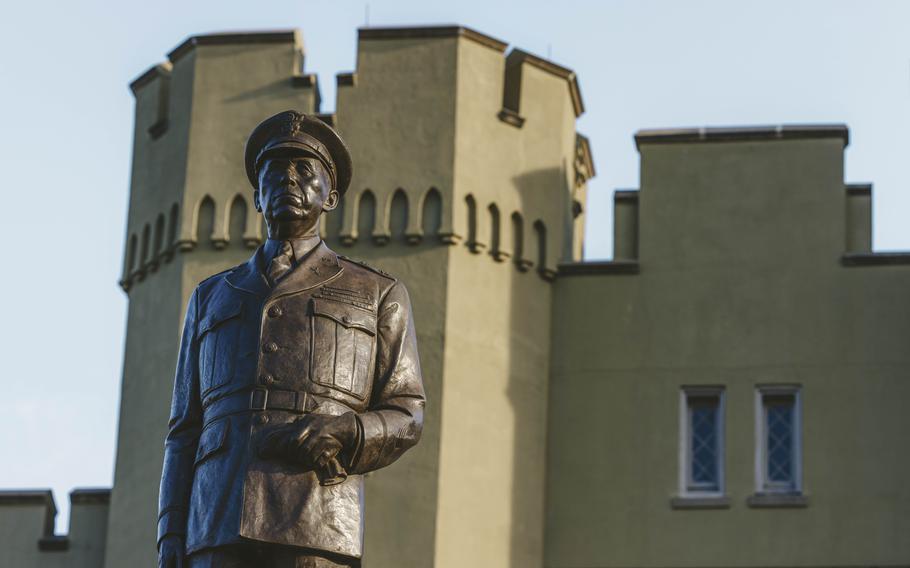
157, 111, 425, 568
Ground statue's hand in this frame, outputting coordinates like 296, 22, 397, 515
157, 534, 186, 568
293, 412, 358, 469
259, 412, 357, 469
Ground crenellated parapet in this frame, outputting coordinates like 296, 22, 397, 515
120, 26, 594, 292
0, 488, 110, 566
333, 25, 593, 281
121, 31, 320, 292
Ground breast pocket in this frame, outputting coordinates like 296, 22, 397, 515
310, 298, 376, 400
198, 300, 243, 396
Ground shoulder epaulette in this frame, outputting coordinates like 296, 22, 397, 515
197, 266, 235, 287
338, 255, 396, 280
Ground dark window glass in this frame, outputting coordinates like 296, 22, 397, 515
690, 399, 719, 488
765, 396, 795, 487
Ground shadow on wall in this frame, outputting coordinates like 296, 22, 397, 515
507, 165, 567, 566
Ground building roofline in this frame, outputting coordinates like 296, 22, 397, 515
614, 189, 639, 202
167, 30, 301, 63
509, 48, 584, 117
635, 124, 849, 150
0, 489, 55, 509
129, 62, 172, 94
559, 260, 640, 276
841, 252, 910, 267
358, 25, 508, 52
0, 490, 56, 537
70, 488, 111, 505
576, 133, 595, 179
846, 183, 872, 196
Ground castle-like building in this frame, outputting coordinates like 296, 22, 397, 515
2, 25, 909, 568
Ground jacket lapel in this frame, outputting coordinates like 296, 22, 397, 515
270, 241, 343, 299
225, 247, 272, 298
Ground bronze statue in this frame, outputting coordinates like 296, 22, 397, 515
157, 111, 425, 567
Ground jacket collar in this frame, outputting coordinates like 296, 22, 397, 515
225, 240, 343, 299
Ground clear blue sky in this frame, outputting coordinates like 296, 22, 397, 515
1, 0, 908, 533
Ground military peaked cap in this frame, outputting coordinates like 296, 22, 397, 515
244, 110, 353, 195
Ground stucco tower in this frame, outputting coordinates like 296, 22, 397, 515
108, 30, 322, 567
109, 27, 592, 568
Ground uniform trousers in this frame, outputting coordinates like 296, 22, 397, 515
188, 543, 360, 568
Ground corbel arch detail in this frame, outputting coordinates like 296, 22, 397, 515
386, 189, 409, 244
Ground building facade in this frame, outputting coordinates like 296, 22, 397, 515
1, 25, 908, 568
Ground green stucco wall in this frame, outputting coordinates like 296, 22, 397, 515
546, 134, 910, 567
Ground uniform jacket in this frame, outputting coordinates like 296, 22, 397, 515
157, 240, 425, 558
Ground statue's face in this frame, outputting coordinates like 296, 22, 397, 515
255, 156, 338, 233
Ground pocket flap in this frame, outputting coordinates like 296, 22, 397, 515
200, 301, 242, 335
195, 419, 229, 465
311, 298, 376, 335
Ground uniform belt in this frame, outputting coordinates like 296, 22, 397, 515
203, 387, 316, 426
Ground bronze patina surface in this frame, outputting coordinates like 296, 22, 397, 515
157, 111, 425, 568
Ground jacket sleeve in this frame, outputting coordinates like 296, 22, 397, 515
349, 280, 425, 474
157, 288, 203, 546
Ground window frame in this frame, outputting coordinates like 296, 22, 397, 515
754, 385, 803, 495
678, 386, 726, 498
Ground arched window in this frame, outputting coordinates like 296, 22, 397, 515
534, 220, 554, 280
357, 190, 376, 240
168, 203, 179, 248
533, 220, 546, 267
228, 195, 247, 245
140, 224, 151, 268
325, 194, 345, 239
153, 214, 165, 259
390, 189, 408, 240
421, 188, 442, 237
512, 212, 530, 271
127, 234, 138, 275
196, 196, 215, 247
466, 194, 480, 253
488, 203, 505, 260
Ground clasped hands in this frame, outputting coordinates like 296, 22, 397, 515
158, 413, 358, 568
258, 411, 358, 477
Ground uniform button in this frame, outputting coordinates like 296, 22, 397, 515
268, 305, 283, 318
256, 414, 270, 425
263, 342, 278, 353
342, 315, 351, 324
260, 374, 275, 386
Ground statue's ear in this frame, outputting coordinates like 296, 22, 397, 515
323, 189, 340, 212
253, 190, 262, 213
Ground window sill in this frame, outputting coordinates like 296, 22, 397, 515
747, 493, 808, 508
38, 536, 69, 552
670, 495, 731, 509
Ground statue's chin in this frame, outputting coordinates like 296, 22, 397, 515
269, 204, 309, 221
267, 209, 320, 238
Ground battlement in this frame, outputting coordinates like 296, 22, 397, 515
120, 25, 593, 291
634, 124, 850, 149
560, 123, 910, 277
334, 25, 592, 276
357, 25, 508, 51
120, 30, 320, 292
0, 488, 110, 565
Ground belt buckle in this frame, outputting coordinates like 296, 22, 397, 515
250, 388, 269, 410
